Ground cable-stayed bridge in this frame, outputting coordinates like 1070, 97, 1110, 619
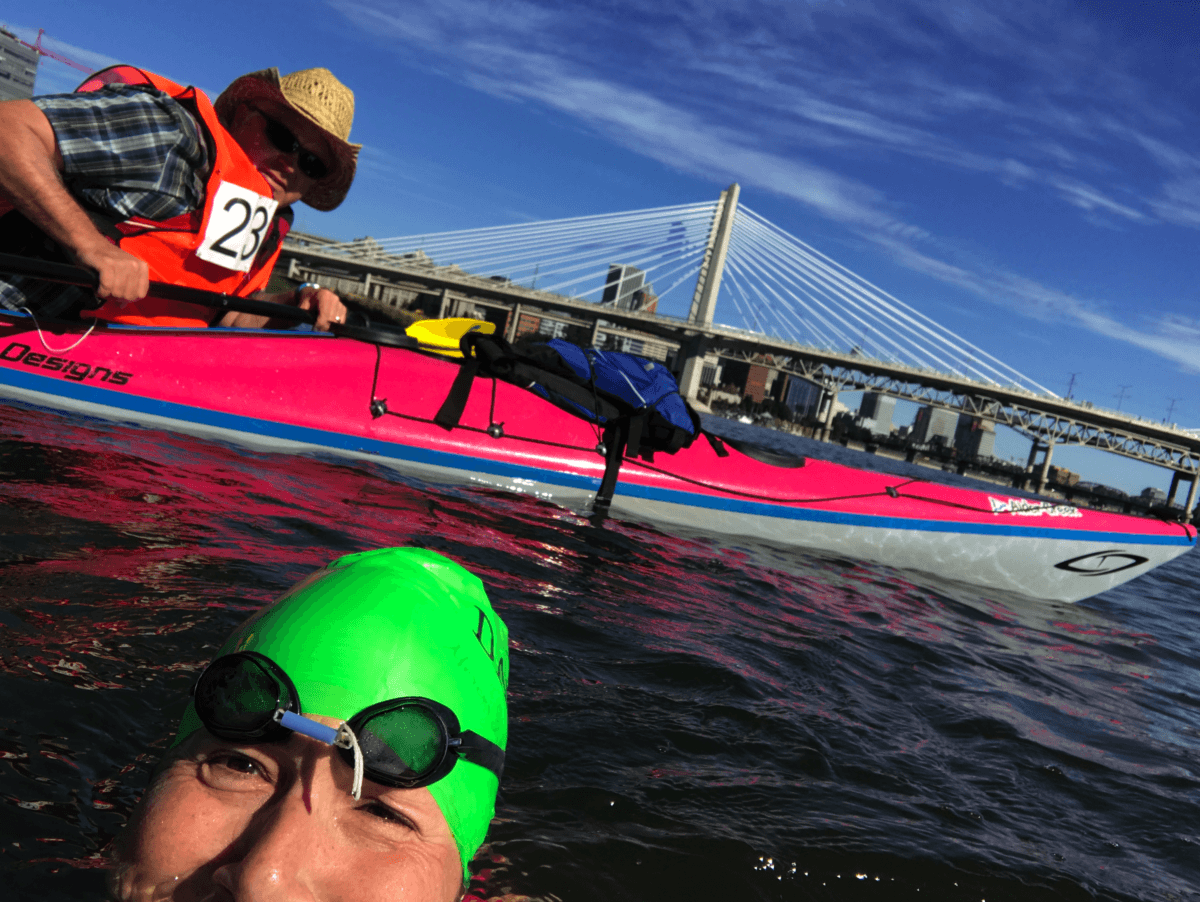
280, 185, 1200, 510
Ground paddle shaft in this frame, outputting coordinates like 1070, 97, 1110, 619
0, 252, 317, 324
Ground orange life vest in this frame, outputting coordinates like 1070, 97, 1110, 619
76, 66, 285, 328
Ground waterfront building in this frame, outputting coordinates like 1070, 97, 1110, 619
955, 414, 996, 459
910, 405, 958, 445
0, 28, 38, 102
1140, 486, 1167, 505
783, 376, 823, 420
601, 264, 657, 312
1049, 465, 1080, 487
858, 392, 896, 436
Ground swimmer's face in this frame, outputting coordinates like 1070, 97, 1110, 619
108, 714, 463, 902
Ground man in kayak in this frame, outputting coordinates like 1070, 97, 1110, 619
0, 65, 352, 330
108, 546, 510, 902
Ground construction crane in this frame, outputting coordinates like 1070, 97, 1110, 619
15, 28, 91, 74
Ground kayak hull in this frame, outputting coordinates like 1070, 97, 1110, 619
1, 314, 1193, 603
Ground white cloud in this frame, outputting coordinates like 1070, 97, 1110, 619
873, 235, 1200, 374
326, 0, 1200, 376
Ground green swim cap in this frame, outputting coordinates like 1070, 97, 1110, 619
173, 547, 509, 877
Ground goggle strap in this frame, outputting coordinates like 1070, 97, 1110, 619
460, 730, 506, 780
336, 723, 364, 800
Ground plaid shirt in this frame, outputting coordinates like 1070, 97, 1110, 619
0, 83, 209, 316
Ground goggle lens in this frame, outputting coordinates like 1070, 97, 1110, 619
355, 705, 445, 782
194, 654, 289, 738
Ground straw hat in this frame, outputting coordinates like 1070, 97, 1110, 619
214, 67, 361, 211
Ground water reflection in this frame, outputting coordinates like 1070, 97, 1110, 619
1, 400, 1198, 901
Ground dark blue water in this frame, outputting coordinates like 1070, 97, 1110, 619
1, 400, 1198, 901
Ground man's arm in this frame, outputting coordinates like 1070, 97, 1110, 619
0, 99, 149, 302
216, 284, 348, 331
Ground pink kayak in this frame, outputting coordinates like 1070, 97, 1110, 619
0, 311, 1193, 603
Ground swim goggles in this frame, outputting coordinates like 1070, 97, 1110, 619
192, 651, 504, 800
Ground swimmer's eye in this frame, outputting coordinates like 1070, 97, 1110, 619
198, 751, 271, 788
360, 799, 417, 831
210, 753, 262, 776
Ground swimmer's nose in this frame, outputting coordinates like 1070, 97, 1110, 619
211, 790, 319, 901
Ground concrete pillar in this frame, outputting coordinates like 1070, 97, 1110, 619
363, 273, 373, 299
506, 304, 522, 343
589, 318, 602, 347
287, 257, 299, 279
1035, 439, 1055, 495
1185, 469, 1200, 523
687, 184, 740, 327
1020, 439, 1040, 491
437, 288, 450, 320
819, 387, 838, 442
675, 334, 708, 401
1168, 471, 1181, 506
679, 184, 739, 400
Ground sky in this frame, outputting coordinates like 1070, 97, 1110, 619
6, 0, 1200, 494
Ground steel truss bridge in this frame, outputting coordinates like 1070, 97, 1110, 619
279, 185, 1200, 511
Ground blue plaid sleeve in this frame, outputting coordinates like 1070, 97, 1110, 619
0, 85, 211, 315
33, 84, 209, 221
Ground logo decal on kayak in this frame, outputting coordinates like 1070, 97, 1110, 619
988, 496, 1081, 518
1, 342, 132, 385
1054, 550, 1149, 576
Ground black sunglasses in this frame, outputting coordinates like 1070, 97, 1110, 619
254, 109, 330, 181
193, 651, 505, 791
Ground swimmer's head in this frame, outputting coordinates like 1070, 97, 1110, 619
172, 547, 509, 876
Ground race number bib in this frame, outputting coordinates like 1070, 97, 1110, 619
194, 181, 279, 273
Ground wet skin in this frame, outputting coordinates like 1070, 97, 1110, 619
109, 714, 463, 902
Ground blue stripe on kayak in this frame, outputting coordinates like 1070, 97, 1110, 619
4, 367, 1194, 548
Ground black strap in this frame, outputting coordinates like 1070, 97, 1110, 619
434, 356, 480, 431
433, 332, 506, 430
626, 411, 645, 460
593, 422, 627, 516
705, 431, 730, 457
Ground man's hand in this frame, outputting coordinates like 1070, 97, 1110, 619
74, 240, 150, 304
295, 285, 348, 331
0, 99, 147, 302
217, 284, 348, 330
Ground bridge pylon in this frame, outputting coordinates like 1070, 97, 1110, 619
678, 183, 739, 401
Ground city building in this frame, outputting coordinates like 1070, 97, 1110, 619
910, 405, 958, 446
783, 376, 823, 420
954, 414, 996, 459
744, 364, 770, 402
601, 264, 657, 312
857, 392, 896, 436
1140, 486, 1167, 505
1049, 465, 1080, 488
0, 28, 38, 102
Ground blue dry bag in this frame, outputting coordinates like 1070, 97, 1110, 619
521, 339, 699, 459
